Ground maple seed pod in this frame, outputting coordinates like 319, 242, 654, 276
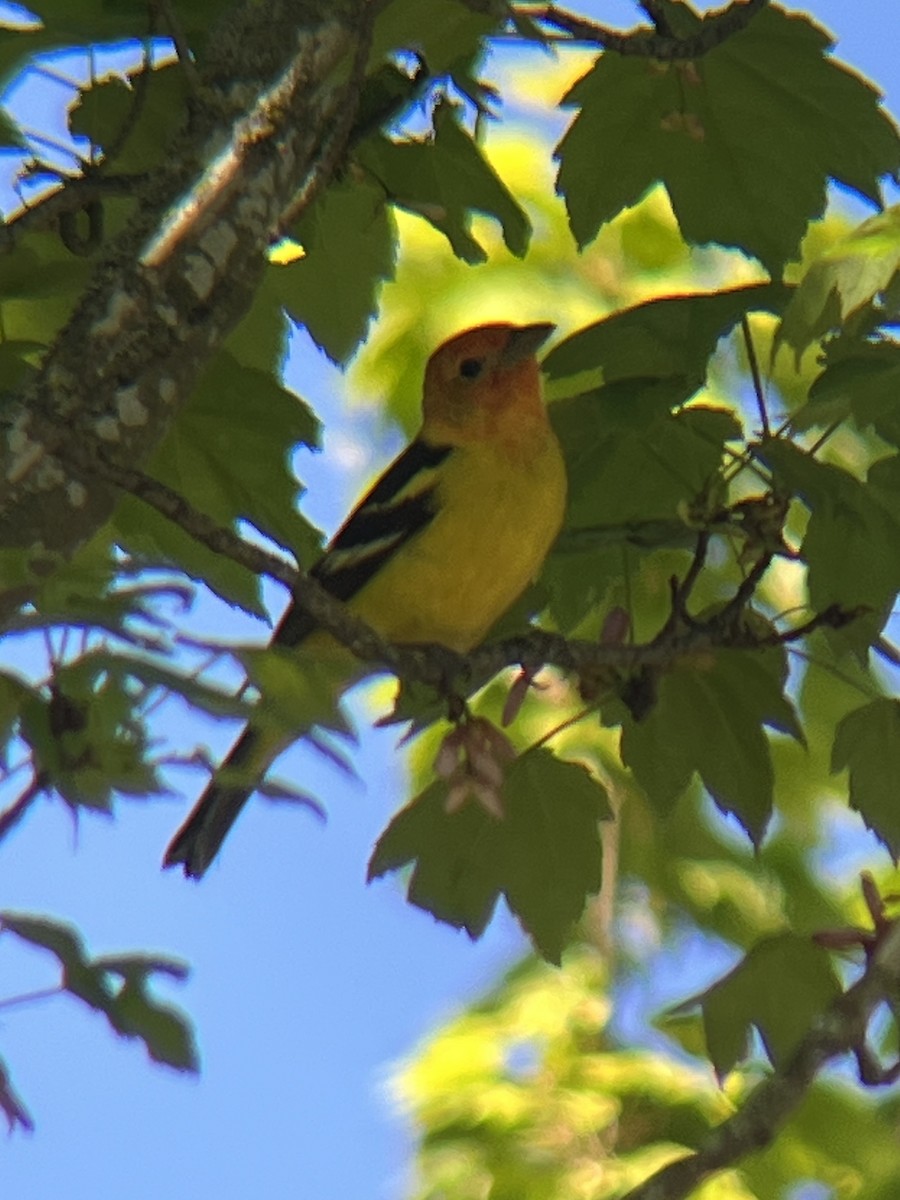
502, 667, 534, 727
434, 727, 465, 780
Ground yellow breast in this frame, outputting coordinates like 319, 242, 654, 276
350, 433, 567, 652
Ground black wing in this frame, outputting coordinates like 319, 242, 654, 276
275, 439, 452, 648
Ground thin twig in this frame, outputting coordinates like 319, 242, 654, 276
1, 174, 151, 248
0, 985, 63, 1012
675, 530, 710, 618
530, 703, 597, 750
656, 531, 709, 639
0, 776, 45, 844
621, 922, 900, 1200
638, 1, 672, 35
875, 636, 900, 669
519, 0, 768, 58
713, 552, 772, 632
806, 418, 844, 459
741, 314, 769, 439
98, 40, 154, 166
151, 0, 203, 94
774, 604, 866, 645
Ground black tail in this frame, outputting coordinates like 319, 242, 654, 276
163, 724, 269, 878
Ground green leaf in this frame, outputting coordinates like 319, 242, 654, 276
542, 284, 789, 401
696, 933, 841, 1077
278, 175, 397, 364
0, 660, 34, 712
369, 776, 502, 940
1, 910, 112, 1007
368, 748, 608, 963
0, 1057, 33, 1134
370, 0, 498, 76
1, 914, 197, 1073
113, 347, 320, 614
742, 1082, 900, 1200
0, 339, 43, 392
357, 100, 530, 264
546, 385, 741, 632
0, 548, 40, 590
653, 1009, 709, 1061
832, 698, 900, 858
1, 911, 85, 972
556, 8, 900, 273
0, 232, 92, 348
84, 650, 248, 722
1, 531, 181, 643
499, 751, 608, 962
17, 652, 163, 813
792, 342, 900, 435
761, 439, 900, 651
0, 105, 23, 149
223, 261, 292, 378
95, 954, 198, 1072
778, 207, 900, 355
241, 643, 353, 740
112, 498, 263, 616
111, 266, 320, 614
620, 647, 802, 842
29, 533, 115, 603
0, 0, 214, 68
69, 62, 189, 173
154, 352, 319, 556
558, 395, 741, 529
541, 540, 641, 636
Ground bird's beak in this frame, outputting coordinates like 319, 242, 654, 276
499, 322, 557, 366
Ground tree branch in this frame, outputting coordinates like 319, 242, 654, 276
0, 0, 373, 624
277, 1, 376, 232
65, 442, 861, 698
638, 2, 673, 36
522, 0, 768, 58
621, 922, 900, 1200
151, 0, 203, 95
0, 175, 153, 249
63, 443, 403, 671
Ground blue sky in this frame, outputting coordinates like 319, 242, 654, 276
1, 3, 898, 1199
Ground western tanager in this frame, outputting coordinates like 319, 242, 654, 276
164, 322, 567, 877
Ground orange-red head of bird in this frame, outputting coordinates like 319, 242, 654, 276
421, 322, 556, 449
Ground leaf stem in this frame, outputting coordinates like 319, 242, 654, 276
806, 418, 844, 459
530, 703, 598, 750
0, 985, 62, 1012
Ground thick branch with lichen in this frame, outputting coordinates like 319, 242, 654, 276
0, 0, 373, 622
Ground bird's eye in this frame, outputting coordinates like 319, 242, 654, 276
459, 357, 484, 380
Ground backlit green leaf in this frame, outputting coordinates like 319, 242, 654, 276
279, 175, 397, 364
557, 8, 900, 273
778, 207, 900, 355
620, 646, 802, 842
369, 748, 608, 962
696, 933, 841, 1077
832, 697, 900, 858
543, 284, 789, 400
357, 100, 530, 264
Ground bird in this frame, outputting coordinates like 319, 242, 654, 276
163, 321, 567, 878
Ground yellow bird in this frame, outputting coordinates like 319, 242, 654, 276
164, 322, 567, 877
